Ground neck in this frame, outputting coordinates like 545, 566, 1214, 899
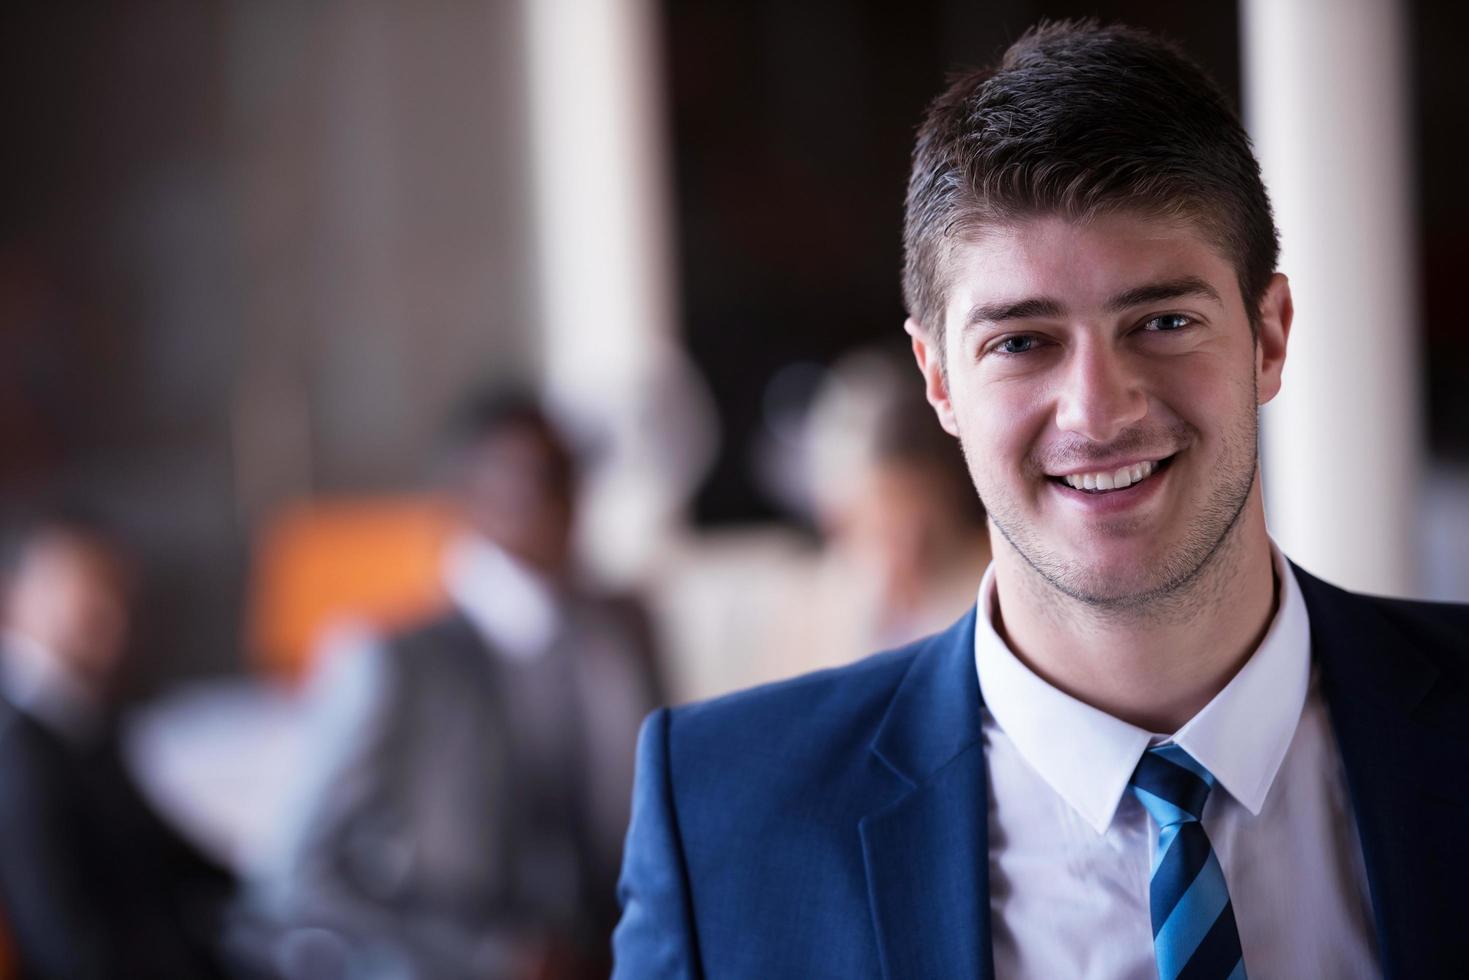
990, 493, 1278, 734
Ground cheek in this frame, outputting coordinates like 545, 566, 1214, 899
1154, 354, 1256, 427
950, 377, 1048, 476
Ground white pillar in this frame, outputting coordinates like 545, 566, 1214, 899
521, 0, 711, 582
1243, 0, 1422, 596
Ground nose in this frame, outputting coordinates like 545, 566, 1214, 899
1053, 341, 1148, 443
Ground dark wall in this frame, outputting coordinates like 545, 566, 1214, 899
669, 1, 1469, 517
0, 5, 241, 694
0, 4, 537, 691
1412, 0, 1469, 459
664, 1, 1243, 525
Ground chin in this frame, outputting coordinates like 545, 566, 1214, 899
1002, 526, 1201, 606
1051, 528, 1243, 608
1048, 565, 1184, 608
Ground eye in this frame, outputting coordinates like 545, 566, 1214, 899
1141, 313, 1194, 332
992, 334, 1039, 355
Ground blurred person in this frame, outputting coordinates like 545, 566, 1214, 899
0, 510, 237, 979
768, 349, 990, 678
269, 390, 662, 980
614, 21, 1469, 980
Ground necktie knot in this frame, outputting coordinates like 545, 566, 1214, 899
1129, 743, 1216, 828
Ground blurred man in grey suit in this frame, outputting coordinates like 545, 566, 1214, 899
272, 391, 663, 980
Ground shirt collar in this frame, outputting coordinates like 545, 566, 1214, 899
973, 544, 1311, 834
1173, 546, 1311, 815
441, 534, 561, 661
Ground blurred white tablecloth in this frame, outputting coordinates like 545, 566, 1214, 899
124, 678, 309, 877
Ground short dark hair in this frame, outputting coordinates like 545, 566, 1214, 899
0, 502, 125, 584
448, 387, 558, 447
902, 20, 1279, 351
442, 386, 575, 487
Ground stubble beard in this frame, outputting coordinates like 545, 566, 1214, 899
966, 391, 1261, 621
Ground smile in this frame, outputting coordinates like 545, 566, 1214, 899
1054, 456, 1172, 494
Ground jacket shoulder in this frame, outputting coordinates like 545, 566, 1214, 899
1294, 563, 1468, 682
668, 642, 920, 755
1344, 590, 1469, 682
652, 636, 945, 833
1363, 591, 1469, 635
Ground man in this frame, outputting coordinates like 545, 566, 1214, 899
0, 511, 236, 978
273, 391, 663, 979
613, 21, 1469, 980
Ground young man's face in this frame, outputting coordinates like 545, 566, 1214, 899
910, 211, 1291, 606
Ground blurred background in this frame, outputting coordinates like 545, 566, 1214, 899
0, 1, 1464, 977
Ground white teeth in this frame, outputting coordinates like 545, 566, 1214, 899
1061, 459, 1159, 492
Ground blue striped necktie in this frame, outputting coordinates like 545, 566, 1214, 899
1128, 744, 1247, 980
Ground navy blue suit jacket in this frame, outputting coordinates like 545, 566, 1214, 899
612, 566, 1469, 978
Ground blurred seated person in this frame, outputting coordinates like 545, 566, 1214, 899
268, 390, 663, 980
768, 350, 991, 679
0, 509, 236, 979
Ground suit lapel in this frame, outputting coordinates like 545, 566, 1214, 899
860, 612, 996, 980
1296, 565, 1469, 977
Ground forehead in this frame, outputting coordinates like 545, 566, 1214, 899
939, 212, 1240, 330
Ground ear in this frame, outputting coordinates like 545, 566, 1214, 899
1253, 274, 1292, 405
906, 317, 960, 437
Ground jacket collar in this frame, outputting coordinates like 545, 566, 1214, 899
869, 610, 986, 785
861, 610, 995, 980
1295, 562, 1468, 978
1296, 562, 1440, 714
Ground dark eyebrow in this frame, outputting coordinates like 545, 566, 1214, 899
1105, 276, 1222, 313
962, 296, 1066, 331
961, 276, 1224, 334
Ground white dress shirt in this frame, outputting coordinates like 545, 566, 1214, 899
440, 534, 563, 662
974, 548, 1380, 979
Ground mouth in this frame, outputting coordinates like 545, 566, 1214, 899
1048, 454, 1176, 495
